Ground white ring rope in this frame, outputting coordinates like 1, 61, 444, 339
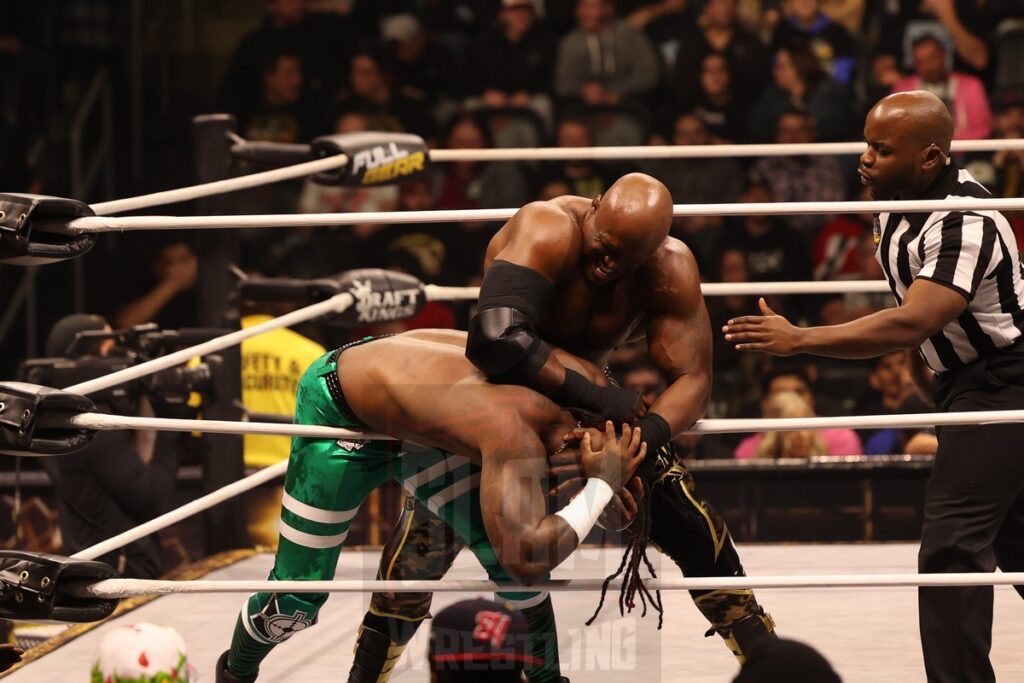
63, 292, 354, 396
88, 154, 349, 216
59, 408, 1024, 442
70, 571, 1024, 600
84, 137, 1021, 217
71, 460, 288, 562
430, 281, 891, 299
428, 138, 1023, 162
67, 196, 1024, 234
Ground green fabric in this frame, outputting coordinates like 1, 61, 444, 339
227, 347, 549, 677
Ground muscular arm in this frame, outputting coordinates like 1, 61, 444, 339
644, 244, 713, 439
479, 435, 582, 585
480, 421, 644, 585
467, 203, 639, 420
724, 279, 967, 359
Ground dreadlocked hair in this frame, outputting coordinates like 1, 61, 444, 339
586, 447, 664, 630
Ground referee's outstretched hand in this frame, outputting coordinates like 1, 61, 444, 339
722, 297, 802, 356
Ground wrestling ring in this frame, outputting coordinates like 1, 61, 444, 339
2, 125, 1024, 681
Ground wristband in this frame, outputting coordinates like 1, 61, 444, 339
553, 369, 603, 412
554, 477, 614, 542
637, 413, 672, 456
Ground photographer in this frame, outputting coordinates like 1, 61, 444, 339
36, 314, 184, 579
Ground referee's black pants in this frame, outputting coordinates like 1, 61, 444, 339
920, 354, 1024, 683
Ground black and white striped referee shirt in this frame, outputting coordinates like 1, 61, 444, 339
875, 161, 1024, 373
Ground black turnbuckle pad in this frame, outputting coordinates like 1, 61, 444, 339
0, 194, 96, 265
310, 132, 428, 186
0, 382, 96, 456
332, 269, 426, 327
0, 551, 118, 622
237, 276, 341, 306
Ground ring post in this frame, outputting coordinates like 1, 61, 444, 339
192, 114, 249, 554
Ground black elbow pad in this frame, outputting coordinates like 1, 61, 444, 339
467, 307, 552, 379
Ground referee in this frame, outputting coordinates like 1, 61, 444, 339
722, 90, 1024, 683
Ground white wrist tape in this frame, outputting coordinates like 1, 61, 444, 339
555, 478, 614, 542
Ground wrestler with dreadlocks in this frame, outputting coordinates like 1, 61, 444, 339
351, 173, 777, 683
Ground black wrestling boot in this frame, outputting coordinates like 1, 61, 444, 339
216, 650, 257, 683
347, 623, 410, 683
707, 609, 777, 665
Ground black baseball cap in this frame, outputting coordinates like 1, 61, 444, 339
733, 638, 842, 683
428, 598, 540, 672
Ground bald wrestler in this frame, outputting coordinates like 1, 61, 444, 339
217, 330, 646, 682
354, 174, 776, 683
724, 91, 1024, 682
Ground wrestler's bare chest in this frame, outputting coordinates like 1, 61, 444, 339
537, 273, 646, 361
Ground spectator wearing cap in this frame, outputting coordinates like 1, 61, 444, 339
464, 0, 558, 134
383, 13, 456, 103
772, 0, 859, 86
554, 0, 661, 108
892, 34, 991, 140
429, 597, 537, 682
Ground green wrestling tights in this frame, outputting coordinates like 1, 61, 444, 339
224, 348, 560, 680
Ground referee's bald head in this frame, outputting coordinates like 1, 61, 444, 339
860, 91, 954, 199
869, 91, 953, 154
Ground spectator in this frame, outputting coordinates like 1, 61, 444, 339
642, 112, 745, 207
240, 297, 326, 547
333, 49, 437, 141
813, 185, 873, 282
237, 51, 323, 144
383, 13, 454, 102
671, 0, 770, 112
967, 90, 1024, 242
115, 241, 198, 330
297, 111, 400, 215
732, 637, 842, 682
819, 0, 865, 34
772, 0, 859, 86
716, 182, 812, 287
429, 598, 534, 682
538, 117, 623, 198
753, 391, 829, 459
749, 109, 847, 233
892, 34, 991, 140
690, 53, 750, 143
818, 228, 891, 326
749, 45, 855, 142
361, 176, 479, 288
39, 315, 181, 579
852, 351, 921, 454
465, 0, 557, 131
735, 365, 862, 458
620, 0, 688, 42
433, 113, 531, 210
554, 0, 661, 107
876, 0, 997, 78
220, 0, 353, 118
707, 247, 758, 372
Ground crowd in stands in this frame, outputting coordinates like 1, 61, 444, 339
10, 0, 1024, 464
128, 0, 1021, 461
